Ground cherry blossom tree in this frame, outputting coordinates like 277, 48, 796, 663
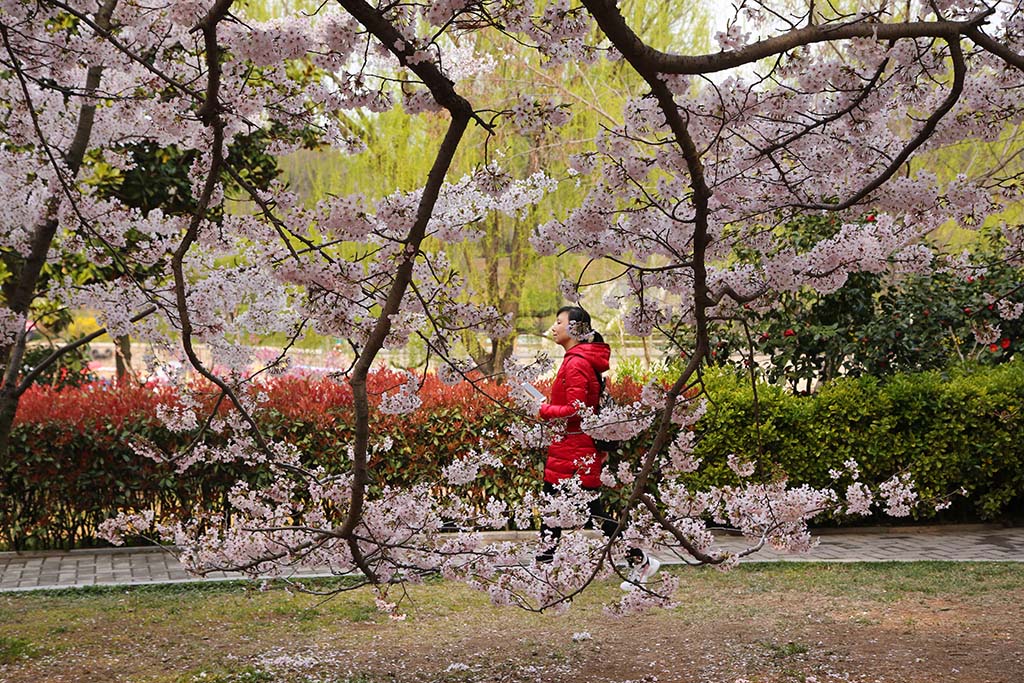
2, 0, 1022, 612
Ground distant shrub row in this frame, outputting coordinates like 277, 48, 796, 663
2, 362, 1021, 550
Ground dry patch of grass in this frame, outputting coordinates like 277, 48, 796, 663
1, 562, 1022, 683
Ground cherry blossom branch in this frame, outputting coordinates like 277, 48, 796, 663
592, 3, 994, 75
707, 283, 770, 306
43, 0, 204, 101
333, 0, 490, 130
580, 0, 809, 583
637, 493, 721, 565
221, 164, 309, 262
201, 534, 341, 576
801, 37, 967, 211
758, 53, 894, 157
965, 25, 1024, 72
341, 113, 472, 557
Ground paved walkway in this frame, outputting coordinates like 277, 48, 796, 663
2, 525, 1022, 592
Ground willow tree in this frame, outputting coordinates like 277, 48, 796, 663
271, 1, 714, 373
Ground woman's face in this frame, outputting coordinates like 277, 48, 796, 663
550, 311, 573, 348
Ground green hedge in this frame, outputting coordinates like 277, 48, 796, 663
691, 362, 1024, 522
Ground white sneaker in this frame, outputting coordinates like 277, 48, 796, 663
619, 551, 660, 591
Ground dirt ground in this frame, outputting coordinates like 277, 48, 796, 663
1, 563, 1022, 683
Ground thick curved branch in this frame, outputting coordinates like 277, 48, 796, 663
581, 0, 714, 519
330, 0, 477, 575
965, 25, 1024, 73
334, 0, 489, 129
583, 0, 992, 75
165, 1, 283, 472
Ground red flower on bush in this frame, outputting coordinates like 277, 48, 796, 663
783, 328, 796, 337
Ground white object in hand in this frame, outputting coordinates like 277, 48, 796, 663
522, 383, 545, 403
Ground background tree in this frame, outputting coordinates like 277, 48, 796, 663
275, 2, 714, 374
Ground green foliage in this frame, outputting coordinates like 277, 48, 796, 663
613, 356, 686, 386
20, 343, 96, 389
0, 635, 43, 664
728, 219, 1024, 391
692, 363, 1024, 522
757, 639, 810, 660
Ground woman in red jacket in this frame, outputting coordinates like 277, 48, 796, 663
536, 306, 659, 589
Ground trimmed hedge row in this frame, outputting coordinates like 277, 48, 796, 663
691, 362, 1024, 522
3, 363, 1022, 549
3, 371, 630, 550
4, 382, 257, 550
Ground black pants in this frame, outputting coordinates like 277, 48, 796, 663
537, 482, 644, 564
539, 480, 618, 545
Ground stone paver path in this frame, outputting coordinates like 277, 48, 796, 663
2, 525, 1021, 592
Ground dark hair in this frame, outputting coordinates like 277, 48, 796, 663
556, 305, 605, 344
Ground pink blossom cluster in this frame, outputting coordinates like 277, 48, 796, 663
503, 353, 556, 385
442, 448, 503, 486
507, 420, 552, 449
0, 307, 25, 346
578, 399, 655, 442
378, 371, 423, 415
878, 473, 919, 517
726, 454, 756, 478
664, 431, 702, 474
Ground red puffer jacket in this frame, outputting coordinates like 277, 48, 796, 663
539, 342, 611, 489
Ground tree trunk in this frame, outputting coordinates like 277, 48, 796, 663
0, 0, 118, 458
115, 335, 132, 384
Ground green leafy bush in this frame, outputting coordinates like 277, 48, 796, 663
716, 220, 1024, 392
692, 363, 1024, 523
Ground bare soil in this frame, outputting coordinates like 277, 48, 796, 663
1, 563, 1021, 683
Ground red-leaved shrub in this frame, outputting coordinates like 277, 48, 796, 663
2, 370, 642, 549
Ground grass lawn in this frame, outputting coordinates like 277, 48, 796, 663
1, 562, 1021, 683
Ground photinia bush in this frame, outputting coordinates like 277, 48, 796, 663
0, 370, 642, 549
